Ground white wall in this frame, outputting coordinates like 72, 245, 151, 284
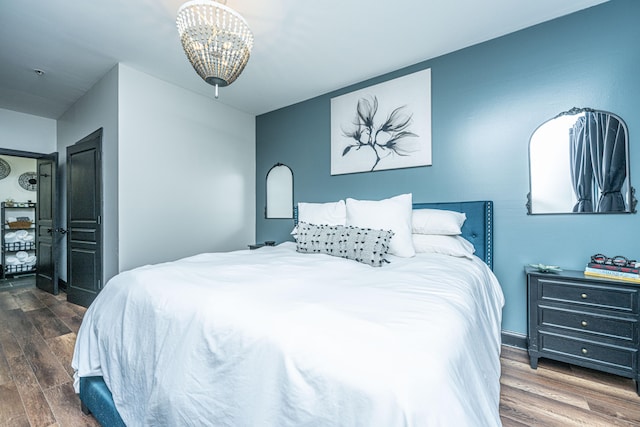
57, 65, 119, 283
0, 156, 38, 203
0, 109, 56, 276
117, 64, 256, 272
0, 108, 56, 153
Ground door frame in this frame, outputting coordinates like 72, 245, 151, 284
0, 148, 48, 159
0, 148, 60, 288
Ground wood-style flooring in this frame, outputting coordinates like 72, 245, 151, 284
500, 345, 640, 426
2, 284, 640, 426
0, 283, 98, 426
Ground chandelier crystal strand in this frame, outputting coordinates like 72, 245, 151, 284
177, 0, 254, 98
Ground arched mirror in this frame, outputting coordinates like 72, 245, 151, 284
265, 163, 293, 219
527, 107, 636, 214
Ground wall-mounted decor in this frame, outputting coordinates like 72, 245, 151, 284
18, 172, 37, 191
265, 163, 294, 219
0, 158, 10, 180
527, 107, 636, 214
330, 68, 431, 175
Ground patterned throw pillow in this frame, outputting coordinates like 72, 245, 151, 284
295, 222, 394, 267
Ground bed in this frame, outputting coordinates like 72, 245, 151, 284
72, 199, 504, 426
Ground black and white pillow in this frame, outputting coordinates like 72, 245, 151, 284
296, 222, 393, 267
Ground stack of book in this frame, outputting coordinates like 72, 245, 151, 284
584, 262, 640, 283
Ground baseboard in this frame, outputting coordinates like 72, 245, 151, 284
501, 330, 527, 349
58, 278, 68, 292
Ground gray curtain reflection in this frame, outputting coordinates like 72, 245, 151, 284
569, 116, 594, 212
586, 112, 627, 212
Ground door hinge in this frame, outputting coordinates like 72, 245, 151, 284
97, 215, 101, 225
98, 279, 102, 290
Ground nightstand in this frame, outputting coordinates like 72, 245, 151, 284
248, 241, 276, 250
526, 267, 640, 394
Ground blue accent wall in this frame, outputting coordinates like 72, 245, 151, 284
256, 0, 640, 335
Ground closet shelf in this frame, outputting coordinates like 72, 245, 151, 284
4, 264, 36, 274
1, 202, 37, 279
4, 242, 36, 252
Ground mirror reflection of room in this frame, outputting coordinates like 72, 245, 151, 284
0, 154, 38, 285
528, 108, 635, 214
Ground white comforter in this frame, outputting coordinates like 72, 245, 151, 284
72, 242, 504, 427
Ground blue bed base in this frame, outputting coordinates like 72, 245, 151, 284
80, 376, 126, 426
78, 200, 494, 425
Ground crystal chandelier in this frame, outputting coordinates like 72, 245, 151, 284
176, 0, 254, 98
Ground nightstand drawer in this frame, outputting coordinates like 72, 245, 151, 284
540, 333, 636, 372
540, 306, 636, 342
540, 280, 637, 313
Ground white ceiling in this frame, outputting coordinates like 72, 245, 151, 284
0, 0, 608, 120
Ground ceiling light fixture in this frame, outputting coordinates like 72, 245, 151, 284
176, 0, 254, 98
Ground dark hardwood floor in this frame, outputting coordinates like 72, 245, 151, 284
0, 282, 98, 426
2, 284, 640, 426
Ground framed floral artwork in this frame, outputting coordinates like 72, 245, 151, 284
330, 68, 432, 175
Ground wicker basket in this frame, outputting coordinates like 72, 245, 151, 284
6, 220, 32, 229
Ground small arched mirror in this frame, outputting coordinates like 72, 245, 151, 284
527, 107, 636, 214
265, 163, 293, 219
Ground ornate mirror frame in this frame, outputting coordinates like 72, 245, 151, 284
527, 107, 637, 215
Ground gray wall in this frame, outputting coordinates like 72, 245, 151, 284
0, 109, 56, 153
117, 64, 256, 272
57, 65, 119, 285
255, 0, 640, 335
58, 64, 257, 281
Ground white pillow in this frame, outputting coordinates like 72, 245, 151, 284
412, 208, 466, 235
346, 193, 415, 258
292, 200, 347, 237
298, 200, 346, 226
412, 234, 475, 259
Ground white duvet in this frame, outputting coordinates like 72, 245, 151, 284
72, 242, 504, 427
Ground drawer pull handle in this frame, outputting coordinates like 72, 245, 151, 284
581, 320, 588, 327
581, 293, 588, 299
581, 348, 588, 355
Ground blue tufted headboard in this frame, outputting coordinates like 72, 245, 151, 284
294, 200, 494, 270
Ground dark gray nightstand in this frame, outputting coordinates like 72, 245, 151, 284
526, 267, 640, 395
248, 241, 276, 250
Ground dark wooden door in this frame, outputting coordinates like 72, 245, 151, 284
36, 153, 59, 294
66, 129, 103, 307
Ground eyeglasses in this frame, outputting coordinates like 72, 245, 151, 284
591, 254, 637, 268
